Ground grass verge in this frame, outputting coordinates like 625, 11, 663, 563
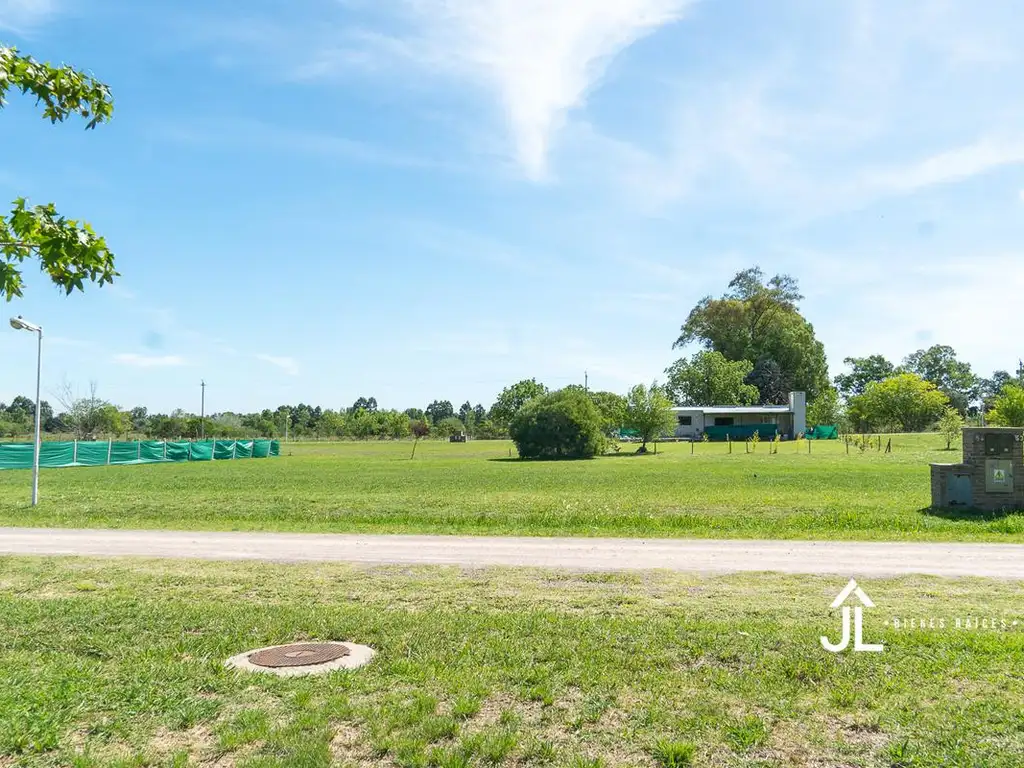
0, 556, 1021, 766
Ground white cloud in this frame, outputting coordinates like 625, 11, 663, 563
256, 354, 300, 376
114, 353, 187, 368
345, 0, 692, 180
0, 0, 54, 32
866, 138, 1024, 194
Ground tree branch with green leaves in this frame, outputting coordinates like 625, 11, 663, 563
0, 45, 117, 300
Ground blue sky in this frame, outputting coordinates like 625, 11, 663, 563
3, 0, 1024, 414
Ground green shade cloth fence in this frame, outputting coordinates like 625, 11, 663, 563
805, 425, 840, 440
0, 440, 280, 470
704, 424, 779, 441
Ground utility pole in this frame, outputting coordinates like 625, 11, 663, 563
584, 370, 588, 393
200, 380, 206, 440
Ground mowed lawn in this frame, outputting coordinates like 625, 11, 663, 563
0, 557, 1021, 767
0, 434, 1021, 541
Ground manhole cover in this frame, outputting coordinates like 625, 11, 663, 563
249, 643, 351, 668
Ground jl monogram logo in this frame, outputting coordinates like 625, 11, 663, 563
820, 579, 885, 653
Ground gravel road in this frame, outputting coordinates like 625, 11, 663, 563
2, 527, 1022, 578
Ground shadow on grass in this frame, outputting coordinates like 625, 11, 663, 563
490, 450, 661, 462
921, 506, 1024, 522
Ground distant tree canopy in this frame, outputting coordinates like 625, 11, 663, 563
351, 396, 378, 413
847, 373, 949, 432
1, 46, 117, 300
806, 387, 842, 428
987, 383, 1024, 427
834, 355, 896, 398
433, 416, 466, 438
425, 399, 455, 425
490, 378, 547, 429
674, 267, 829, 401
510, 388, 605, 460
900, 345, 978, 416
665, 350, 759, 407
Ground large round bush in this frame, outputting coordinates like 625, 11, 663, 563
509, 388, 605, 459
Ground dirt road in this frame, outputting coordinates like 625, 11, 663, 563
2, 527, 1022, 578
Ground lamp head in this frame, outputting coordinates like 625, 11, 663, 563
9, 316, 42, 333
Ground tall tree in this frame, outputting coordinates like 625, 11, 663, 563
1, 46, 117, 300
900, 345, 978, 415
458, 401, 476, 432
490, 379, 548, 429
623, 383, 676, 452
834, 355, 896, 398
674, 267, 828, 399
351, 396, 378, 413
425, 400, 454, 424
745, 358, 789, 405
665, 351, 759, 406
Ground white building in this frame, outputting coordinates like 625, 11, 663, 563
670, 391, 807, 440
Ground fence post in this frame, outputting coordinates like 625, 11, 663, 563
73, 440, 78, 465
107, 439, 112, 465
163, 441, 167, 461
232, 440, 237, 460
137, 440, 141, 462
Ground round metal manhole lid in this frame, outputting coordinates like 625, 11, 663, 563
249, 642, 351, 668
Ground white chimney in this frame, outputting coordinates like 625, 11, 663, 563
789, 391, 807, 438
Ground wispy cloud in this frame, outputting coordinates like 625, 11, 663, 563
864, 137, 1024, 194
256, 354, 299, 376
114, 353, 188, 368
295, 0, 692, 180
0, 0, 54, 33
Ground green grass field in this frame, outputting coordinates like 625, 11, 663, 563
0, 434, 1020, 541
1, 557, 1021, 767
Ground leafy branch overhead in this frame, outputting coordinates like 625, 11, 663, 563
0, 45, 116, 301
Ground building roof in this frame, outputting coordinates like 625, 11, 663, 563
671, 405, 792, 414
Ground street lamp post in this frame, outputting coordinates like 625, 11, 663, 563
200, 380, 206, 440
9, 316, 43, 506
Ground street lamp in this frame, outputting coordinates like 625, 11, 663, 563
9, 316, 43, 506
